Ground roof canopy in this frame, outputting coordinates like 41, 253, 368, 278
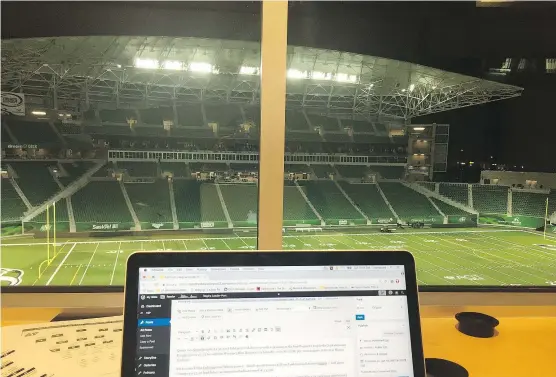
1, 36, 523, 120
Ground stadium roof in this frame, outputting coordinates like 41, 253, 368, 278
1, 36, 523, 120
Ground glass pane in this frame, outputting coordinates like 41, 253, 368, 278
0, 3, 261, 286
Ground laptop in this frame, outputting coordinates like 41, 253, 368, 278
122, 251, 426, 377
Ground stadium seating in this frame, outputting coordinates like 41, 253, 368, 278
512, 191, 550, 217
33, 198, 69, 222
118, 162, 158, 177
125, 181, 173, 223
99, 109, 137, 124
92, 161, 114, 178
139, 107, 173, 126
340, 119, 372, 133
370, 166, 405, 179
430, 197, 471, 216
284, 164, 312, 173
285, 111, 308, 130
173, 180, 201, 224
439, 183, 468, 205
2, 124, 13, 143
418, 182, 436, 192
311, 165, 334, 178
199, 184, 227, 222
171, 127, 214, 138
338, 182, 395, 219
1, 179, 27, 222
84, 125, 131, 136
379, 182, 441, 218
352, 134, 388, 144
220, 184, 258, 224
298, 180, 364, 221
71, 181, 133, 223
283, 183, 319, 223
189, 163, 228, 172
230, 164, 258, 173
336, 165, 369, 178
374, 123, 387, 134
177, 104, 204, 127
307, 114, 339, 131
10, 162, 61, 206
59, 161, 96, 186
134, 126, 166, 137
323, 132, 351, 143
243, 106, 261, 126
472, 185, 508, 214
286, 131, 322, 142
6, 120, 60, 144
205, 104, 243, 129
160, 162, 189, 177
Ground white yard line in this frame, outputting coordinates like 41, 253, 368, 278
162, 240, 166, 250
221, 240, 232, 250
79, 243, 100, 285
181, 240, 188, 250
109, 241, 122, 286
46, 243, 77, 286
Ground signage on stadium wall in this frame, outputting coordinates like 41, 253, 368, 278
338, 220, 348, 225
201, 222, 215, 228
92, 223, 120, 230
376, 218, 395, 224
479, 214, 544, 229
1, 92, 25, 116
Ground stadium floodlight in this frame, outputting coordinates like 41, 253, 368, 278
287, 69, 308, 79
409, 84, 415, 92
135, 58, 159, 69
240, 66, 259, 75
413, 127, 425, 131
32, 110, 47, 116
335, 73, 357, 83
162, 60, 184, 70
189, 62, 214, 73
312, 71, 332, 80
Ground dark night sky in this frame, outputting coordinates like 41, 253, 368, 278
2, 1, 556, 173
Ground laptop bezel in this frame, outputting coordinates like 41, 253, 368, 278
122, 250, 426, 377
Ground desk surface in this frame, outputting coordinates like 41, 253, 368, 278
3, 304, 556, 377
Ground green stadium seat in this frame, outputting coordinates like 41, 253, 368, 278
139, 107, 173, 126
472, 185, 508, 214
341, 119, 373, 133
352, 134, 387, 144
298, 180, 364, 222
285, 111, 309, 130
439, 183, 468, 205
200, 184, 227, 222
171, 127, 214, 138
374, 123, 387, 134
220, 184, 258, 224
99, 109, 136, 124
307, 114, 339, 131
125, 181, 173, 223
160, 162, 189, 177
323, 132, 351, 143
118, 162, 159, 177
2, 123, 14, 144
430, 197, 472, 216
177, 104, 204, 127
10, 162, 61, 206
92, 162, 114, 178
205, 104, 244, 128
189, 163, 228, 173
418, 182, 436, 192
71, 180, 133, 223
379, 182, 441, 218
311, 165, 334, 178
1, 179, 27, 222
6, 120, 59, 144
336, 165, 369, 178
286, 131, 322, 142
59, 161, 96, 187
338, 182, 395, 220
173, 180, 201, 224
283, 183, 319, 223
33, 198, 69, 223
285, 164, 312, 173
84, 125, 131, 136
244, 106, 261, 126
230, 164, 258, 173
370, 166, 405, 179
135, 126, 166, 137
512, 191, 550, 218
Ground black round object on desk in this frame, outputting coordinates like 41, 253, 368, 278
425, 358, 469, 377
456, 311, 499, 338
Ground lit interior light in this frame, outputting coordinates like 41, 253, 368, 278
312, 71, 332, 80
287, 69, 308, 79
162, 60, 184, 70
336, 73, 357, 83
413, 127, 425, 131
32, 110, 47, 116
189, 62, 214, 73
409, 84, 415, 92
240, 66, 259, 75
134, 58, 159, 69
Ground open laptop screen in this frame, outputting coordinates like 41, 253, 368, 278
136, 265, 413, 377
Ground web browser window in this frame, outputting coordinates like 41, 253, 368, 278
136, 266, 413, 377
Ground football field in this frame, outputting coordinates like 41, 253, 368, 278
1, 228, 555, 287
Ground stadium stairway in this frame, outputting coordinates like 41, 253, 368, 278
168, 180, 179, 229
294, 181, 325, 225
119, 181, 141, 229
378, 182, 443, 221
23, 161, 106, 222
410, 182, 478, 215
333, 180, 371, 224
338, 182, 396, 222
374, 183, 401, 222
215, 182, 234, 228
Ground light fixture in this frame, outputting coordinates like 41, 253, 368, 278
413, 127, 425, 131
32, 110, 47, 116
162, 60, 184, 70
189, 62, 214, 73
240, 66, 259, 75
134, 58, 159, 69
312, 71, 332, 80
287, 69, 308, 79
335, 73, 357, 83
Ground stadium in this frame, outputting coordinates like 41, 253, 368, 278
1, 36, 555, 288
